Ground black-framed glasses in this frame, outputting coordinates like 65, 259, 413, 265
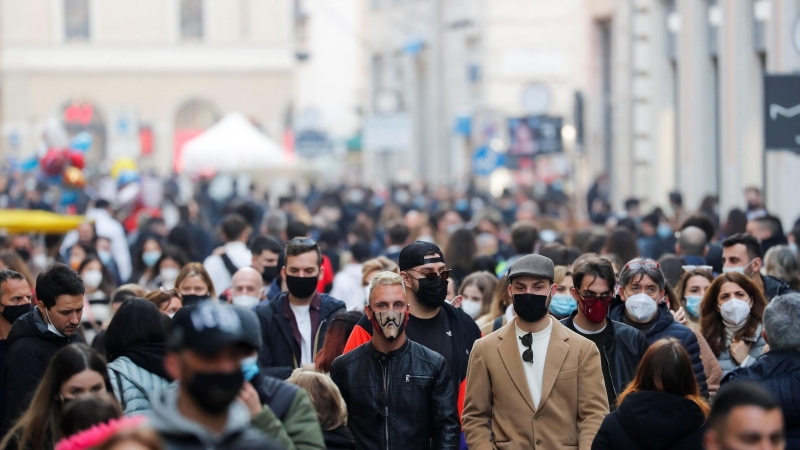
374, 389, 387, 423
408, 269, 451, 282
520, 333, 533, 363
287, 238, 317, 246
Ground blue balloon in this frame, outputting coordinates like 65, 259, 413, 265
70, 131, 93, 153
60, 190, 79, 206
117, 170, 141, 187
16, 156, 39, 172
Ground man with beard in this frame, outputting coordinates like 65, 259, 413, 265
344, 241, 482, 421
331, 271, 459, 449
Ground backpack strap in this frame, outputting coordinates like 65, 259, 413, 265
220, 253, 239, 276
493, 316, 503, 332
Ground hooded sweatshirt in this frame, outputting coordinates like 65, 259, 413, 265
3, 309, 83, 426
147, 389, 283, 450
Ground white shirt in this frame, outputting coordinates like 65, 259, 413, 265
203, 241, 252, 294
330, 263, 365, 311
290, 303, 313, 364
515, 317, 553, 409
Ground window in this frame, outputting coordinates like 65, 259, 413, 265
181, 0, 204, 41
64, 0, 90, 41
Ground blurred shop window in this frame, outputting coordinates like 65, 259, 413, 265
181, 0, 204, 41
64, 0, 90, 41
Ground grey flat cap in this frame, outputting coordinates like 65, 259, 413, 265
508, 254, 555, 282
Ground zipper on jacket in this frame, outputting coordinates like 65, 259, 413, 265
382, 360, 390, 450
602, 347, 617, 397
405, 375, 433, 383
312, 319, 326, 360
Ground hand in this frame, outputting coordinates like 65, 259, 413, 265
671, 307, 686, 324
238, 382, 262, 417
729, 340, 752, 365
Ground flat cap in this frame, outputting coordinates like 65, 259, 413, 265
508, 254, 555, 282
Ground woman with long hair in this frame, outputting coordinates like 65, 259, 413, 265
77, 256, 116, 344
144, 288, 183, 318
549, 266, 576, 320
700, 272, 768, 375
129, 236, 163, 288
315, 311, 362, 373
1, 344, 114, 450
142, 246, 188, 291
287, 371, 355, 450
674, 269, 714, 324
593, 338, 709, 449
105, 298, 171, 415
460, 271, 498, 325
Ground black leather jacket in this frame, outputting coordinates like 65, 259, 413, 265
330, 339, 460, 450
561, 314, 648, 401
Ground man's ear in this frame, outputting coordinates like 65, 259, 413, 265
762, 329, 769, 345
752, 257, 763, 273
164, 353, 181, 381
570, 287, 582, 302
318, 265, 325, 281
549, 283, 558, 298
364, 304, 372, 320
618, 286, 628, 301
400, 272, 412, 288
281, 267, 287, 279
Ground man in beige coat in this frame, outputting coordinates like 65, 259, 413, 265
463, 254, 609, 450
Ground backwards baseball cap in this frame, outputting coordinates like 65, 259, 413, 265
168, 301, 259, 357
507, 254, 555, 282
399, 241, 445, 272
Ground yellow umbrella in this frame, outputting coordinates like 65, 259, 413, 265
0, 210, 85, 234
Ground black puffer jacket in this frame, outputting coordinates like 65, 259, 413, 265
723, 350, 800, 449
610, 302, 708, 397
330, 339, 460, 450
592, 391, 705, 450
762, 274, 795, 302
3, 309, 83, 423
561, 314, 648, 401
255, 292, 345, 379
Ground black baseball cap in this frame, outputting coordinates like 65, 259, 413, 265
168, 302, 259, 357
399, 241, 445, 271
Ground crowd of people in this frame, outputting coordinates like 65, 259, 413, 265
0, 175, 797, 449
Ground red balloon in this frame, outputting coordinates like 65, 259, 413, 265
68, 151, 85, 169
41, 148, 67, 176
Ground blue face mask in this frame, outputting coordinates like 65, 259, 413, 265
142, 250, 161, 268
657, 224, 673, 239
241, 355, 259, 382
685, 296, 702, 318
549, 294, 578, 317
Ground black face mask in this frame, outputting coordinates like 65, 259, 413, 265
286, 275, 318, 299
14, 248, 30, 262
185, 369, 244, 414
181, 294, 210, 307
413, 276, 448, 309
261, 266, 280, 285
513, 293, 550, 323
1, 304, 31, 325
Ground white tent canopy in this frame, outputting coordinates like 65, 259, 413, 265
180, 112, 293, 173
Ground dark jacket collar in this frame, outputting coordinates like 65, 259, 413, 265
7, 308, 76, 345
369, 338, 410, 361
561, 311, 617, 348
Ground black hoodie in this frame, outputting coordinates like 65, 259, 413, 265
592, 391, 705, 450
2, 309, 83, 425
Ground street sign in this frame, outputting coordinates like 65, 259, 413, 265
764, 75, 800, 153
472, 145, 506, 176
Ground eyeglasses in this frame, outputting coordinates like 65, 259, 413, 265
682, 265, 713, 272
520, 333, 533, 363
624, 260, 660, 271
374, 389, 387, 423
408, 269, 451, 282
287, 238, 317, 246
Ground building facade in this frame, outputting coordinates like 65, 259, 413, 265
0, 0, 296, 173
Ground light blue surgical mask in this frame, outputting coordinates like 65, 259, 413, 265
685, 296, 702, 318
722, 259, 755, 277
657, 224, 673, 239
549, 294, 578, 317
241, 355, 259, 381
142, 250, 161, 268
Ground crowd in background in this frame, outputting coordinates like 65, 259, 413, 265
0, 169, 797, 449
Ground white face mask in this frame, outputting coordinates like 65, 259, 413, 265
44, 308, 66, 338
625, 293, 658, 322
160, 267, 180, 283
722, 259, 755, 276
232, 295, 261, 309
460, 299, 483, 319
167, 312, 176, 319
720, 298, 751, 328
82, 270, 103, 289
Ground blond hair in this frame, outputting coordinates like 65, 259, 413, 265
174, 262, 216, 298
361, 257, 400, 286
368, 271, 405, 301
287, 372, 348, 430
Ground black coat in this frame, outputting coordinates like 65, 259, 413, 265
723, 349, 800, 449
609, 302, 708, 397
592, 391, 705, 450
323, 426, 356, 450
330, 339, 460, 450
3, 309, 84, 424
255, 292, 345, 379
561, 314, 648, 402
762, 274, 795, 302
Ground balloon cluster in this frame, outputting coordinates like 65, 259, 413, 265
40, 131, 93, 189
